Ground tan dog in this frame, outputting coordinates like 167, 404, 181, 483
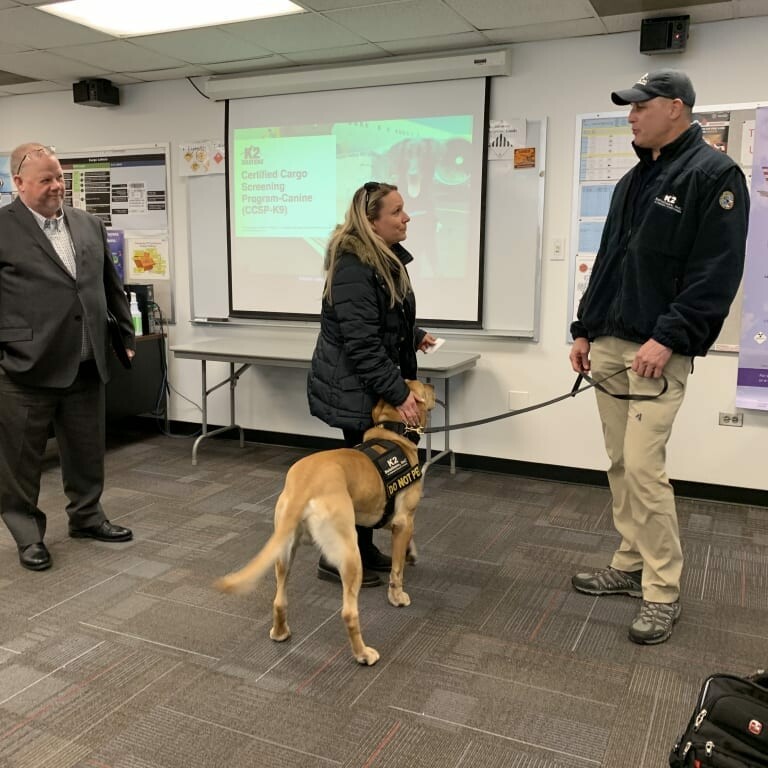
215, 380, 435, 666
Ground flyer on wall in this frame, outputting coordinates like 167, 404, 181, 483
736, 107, 768, 410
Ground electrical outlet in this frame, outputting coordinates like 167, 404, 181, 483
718, 412, 744, 427
508, 391, 529, 411
551, 237, 565, 261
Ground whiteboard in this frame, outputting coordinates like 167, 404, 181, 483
188, 117, 546, 336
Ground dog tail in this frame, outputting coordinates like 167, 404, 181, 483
214, 494, 301, 595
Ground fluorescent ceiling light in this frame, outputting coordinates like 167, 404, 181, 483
38, 0, 304, 37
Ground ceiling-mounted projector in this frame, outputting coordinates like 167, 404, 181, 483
73, 78, 120, 107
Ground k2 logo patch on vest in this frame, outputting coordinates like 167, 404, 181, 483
719, 190, 735, 210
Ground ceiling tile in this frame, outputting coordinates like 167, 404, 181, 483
283, 43, 388, 63
130, 28, 272, 65
224, 12, 366, 51
0, 40, 31, 54
106, 73, 146, 85
376, 30, 492, 53
0, 79, 67, 94
590, 0, 717, 14
734, 0, 767, 17
122, 65, 215, 81
0, 6, 112, 48
0, 68, 36, 85
327, 0, 474, 42
52, 41, 188, 72
296, 0, 397, 8
204, 55, 294, 74
0, 50, 110, 81
444, 0, 597, 29
484, 17, 607, 42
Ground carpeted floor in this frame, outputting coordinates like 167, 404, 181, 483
0, 430, 766, 767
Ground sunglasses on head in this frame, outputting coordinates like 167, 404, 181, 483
15, 145, 56, 176
363, 180, 380, 208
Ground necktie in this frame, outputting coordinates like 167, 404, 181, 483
43, 219, 92, 360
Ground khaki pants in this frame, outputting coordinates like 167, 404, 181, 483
590, 337, 691, 603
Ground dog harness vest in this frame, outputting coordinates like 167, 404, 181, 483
356, 438, 422, 529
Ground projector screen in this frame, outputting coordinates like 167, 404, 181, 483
226, 78, 489, 325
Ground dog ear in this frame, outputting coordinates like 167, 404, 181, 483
371, 398, 387, 424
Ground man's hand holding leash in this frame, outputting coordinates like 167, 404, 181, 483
570, 337, 591, 374
631, 339, 672, 379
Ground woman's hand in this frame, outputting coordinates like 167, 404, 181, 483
396, 390, 424, 425
418, 333, 438, 352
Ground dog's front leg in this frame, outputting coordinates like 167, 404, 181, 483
388, 516, 413, 607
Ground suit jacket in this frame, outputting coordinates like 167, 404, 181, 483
0, 198, 134, 387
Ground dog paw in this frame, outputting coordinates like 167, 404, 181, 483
356, 647, 380, 666
388, 589, 411, 607
270, 625, 291, 642
214, 576, 238, 594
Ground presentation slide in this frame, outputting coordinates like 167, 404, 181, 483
227, 78, 488, 324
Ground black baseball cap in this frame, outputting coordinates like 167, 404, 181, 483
611, 69, 696, 107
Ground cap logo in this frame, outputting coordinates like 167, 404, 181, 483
719, 190, 735, 210
637, 73, 649, 85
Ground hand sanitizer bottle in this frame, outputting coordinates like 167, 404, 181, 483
130, 293, 143, 336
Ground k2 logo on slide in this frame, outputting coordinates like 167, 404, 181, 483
654, 193, 682, 213
242, 146, 264, 165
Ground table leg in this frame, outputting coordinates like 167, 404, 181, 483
422, 376, 455, 477
230, 362, 245, 448
191, 360, 247, 465
425, 375, 433, 465
445, 377, 454, 474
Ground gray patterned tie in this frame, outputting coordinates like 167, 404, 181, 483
43, 218, 93, 360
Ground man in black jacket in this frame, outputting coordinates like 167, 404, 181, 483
569, 71, 748, 644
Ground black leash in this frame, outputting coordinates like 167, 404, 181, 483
419, 366, 668, 435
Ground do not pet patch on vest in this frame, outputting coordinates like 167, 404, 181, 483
356, 438, 422, 500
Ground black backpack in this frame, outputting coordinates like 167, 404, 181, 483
669, 671, 768, 766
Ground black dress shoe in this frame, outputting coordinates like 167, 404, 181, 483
19, 542, 52, 571
69, 520, 133, 542
360, 544, 392, 572
317, 557, 382, 587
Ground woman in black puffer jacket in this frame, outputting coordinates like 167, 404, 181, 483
307, 181, 436, 587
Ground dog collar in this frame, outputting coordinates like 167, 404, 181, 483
375, 421, 422, 444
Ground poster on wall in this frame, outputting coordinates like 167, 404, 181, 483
736, 107, 768, 410
57, 144, 174, 323
0, 155, 13, 208
125, 233, 170, 280
178, 140, 225, 176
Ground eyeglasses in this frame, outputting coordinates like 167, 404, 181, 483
363, 180, 380, 209
15, 145, 56, 176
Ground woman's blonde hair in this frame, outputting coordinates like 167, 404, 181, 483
324, 182, 411, 307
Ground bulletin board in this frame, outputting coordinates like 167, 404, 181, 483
568, 103, 762, 352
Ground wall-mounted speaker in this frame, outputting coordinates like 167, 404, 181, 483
73, 78, 120, 107
640, 15, 689, 55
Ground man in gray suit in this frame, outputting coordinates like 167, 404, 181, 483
0, 143, 136, 571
